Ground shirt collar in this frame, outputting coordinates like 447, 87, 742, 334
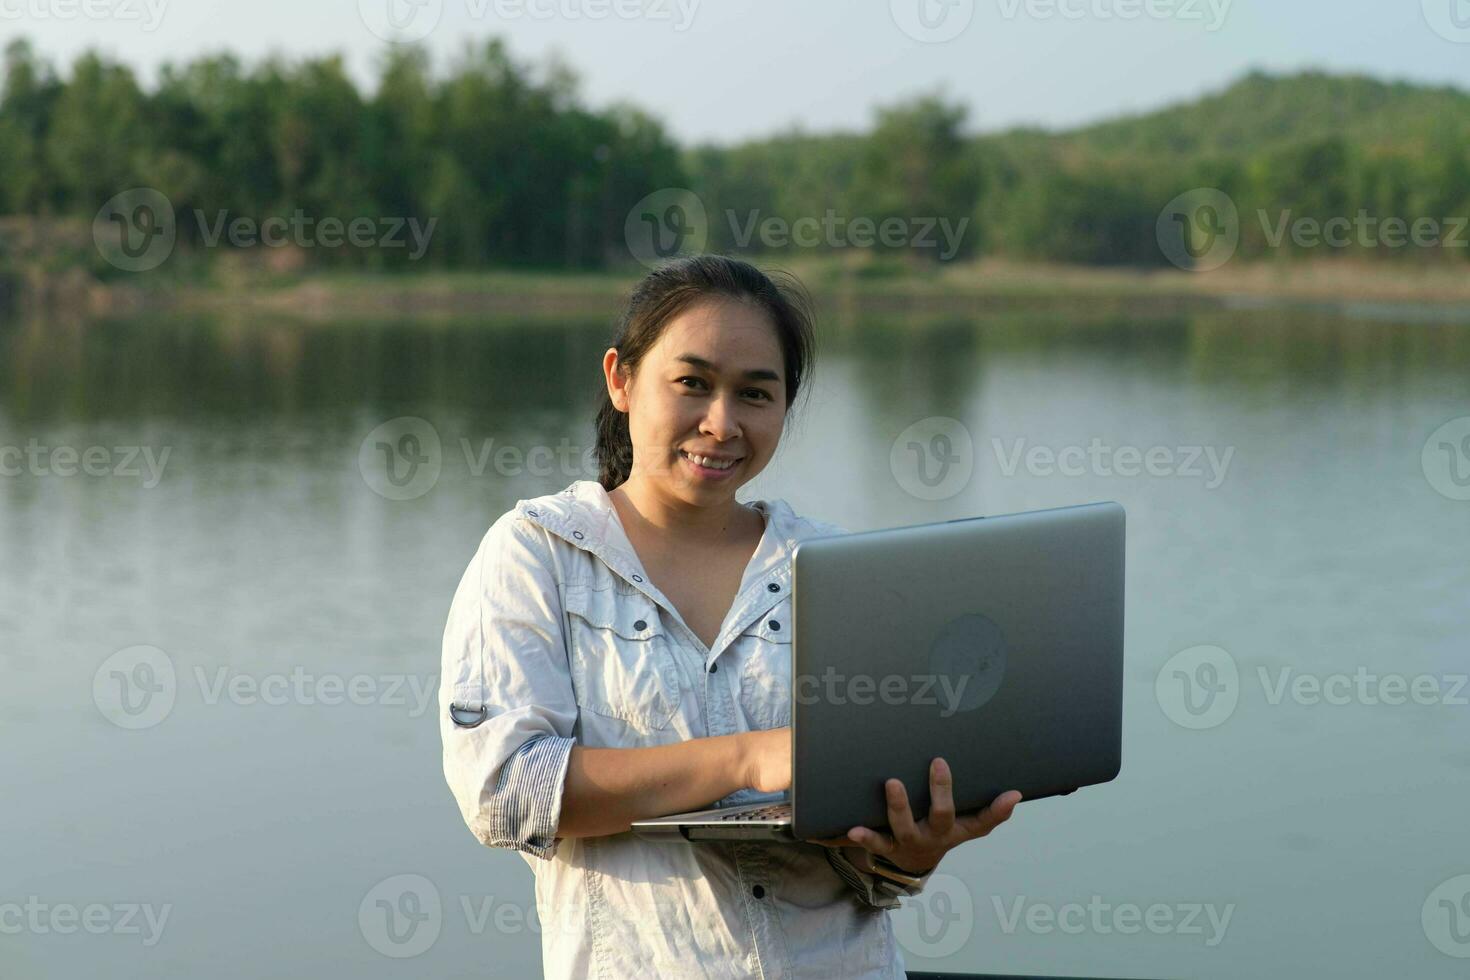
516, 479, 801, 579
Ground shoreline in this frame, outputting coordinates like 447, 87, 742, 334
10, 257, 1470, 324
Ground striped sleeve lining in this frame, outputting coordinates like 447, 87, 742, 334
480, 733, 576, 859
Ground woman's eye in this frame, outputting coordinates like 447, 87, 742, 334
676, 378, 770, 401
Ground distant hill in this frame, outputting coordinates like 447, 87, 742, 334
1040, 70, 1470, 161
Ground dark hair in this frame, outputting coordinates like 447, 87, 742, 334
595, 254, 817, 491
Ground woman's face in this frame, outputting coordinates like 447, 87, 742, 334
605, 297, 788, 507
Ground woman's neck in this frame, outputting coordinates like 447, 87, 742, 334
609, 479, 758, 548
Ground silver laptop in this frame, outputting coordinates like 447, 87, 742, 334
631, 500, 1125, 844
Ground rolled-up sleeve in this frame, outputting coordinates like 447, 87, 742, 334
440, 511, 578, 860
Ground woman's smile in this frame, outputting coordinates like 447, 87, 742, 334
679, 448, 743, 478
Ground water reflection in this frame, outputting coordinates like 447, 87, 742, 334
1, 300, 1468, 980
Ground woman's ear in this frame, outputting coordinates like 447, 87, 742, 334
603, 347, 629, 412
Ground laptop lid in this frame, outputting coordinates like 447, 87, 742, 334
789, 501, 1125, 841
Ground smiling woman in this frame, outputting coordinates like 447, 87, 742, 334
437, 254, 1019, 979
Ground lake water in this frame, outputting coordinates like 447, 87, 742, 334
2, 299, 1468, 979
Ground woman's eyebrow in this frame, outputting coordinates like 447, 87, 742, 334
674, 354, 780, 382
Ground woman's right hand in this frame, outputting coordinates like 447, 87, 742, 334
740, 726, 792, 793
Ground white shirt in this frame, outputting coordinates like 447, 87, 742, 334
439, 479, 932, 978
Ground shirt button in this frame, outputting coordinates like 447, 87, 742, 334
768, 620, 781, 631
767, 583, 780, 592
632, 574, 644, 583
708, 662, 718, 673
572, 530, 584, 540
752, 885, 765, 899
634, 619, 647, 631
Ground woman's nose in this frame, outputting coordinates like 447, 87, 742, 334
701, 395, 742, 439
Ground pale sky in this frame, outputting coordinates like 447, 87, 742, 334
2, 0, 1468, 144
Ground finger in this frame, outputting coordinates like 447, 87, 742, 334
884, 778, 920, 845
927, 757, 956, 838
846, 825, 897, 857
955, 789, 1023, 840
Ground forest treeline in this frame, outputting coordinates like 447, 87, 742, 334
3, 36, 1469, 275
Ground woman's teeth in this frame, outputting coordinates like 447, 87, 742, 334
682, 451, 738, 470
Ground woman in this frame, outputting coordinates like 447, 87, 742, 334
439, 254, 1022, 978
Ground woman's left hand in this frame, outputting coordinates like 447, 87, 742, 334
808, 757, 1022, 875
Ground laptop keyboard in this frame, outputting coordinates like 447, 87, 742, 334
719, 803, 792, 821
